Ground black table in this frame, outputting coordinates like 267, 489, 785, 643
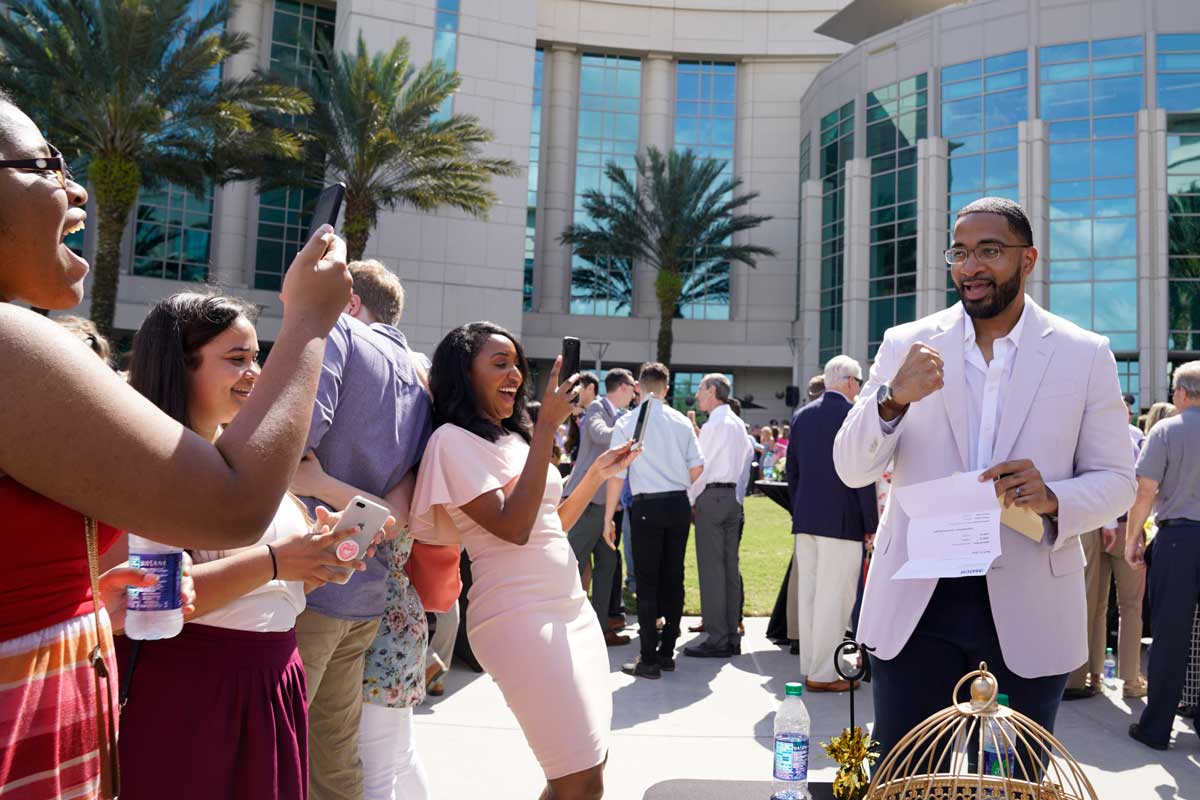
755, 480, 791, 511
644, 779, 833, 799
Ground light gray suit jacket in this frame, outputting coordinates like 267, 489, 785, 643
562, 397, 619, 505
833, 298, 1136, 678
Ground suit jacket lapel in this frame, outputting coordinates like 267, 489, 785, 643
928, 306, 970, 473
991, 300, 1056, 464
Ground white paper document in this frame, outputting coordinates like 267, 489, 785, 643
891, 470, 1001, 580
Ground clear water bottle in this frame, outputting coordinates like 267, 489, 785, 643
982, 693, 1016, 784
772, 682, 812, 800
125, 534, 184, 640
1103, 648, 1118, 690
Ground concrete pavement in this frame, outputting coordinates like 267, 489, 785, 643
414, 616, 1197, 798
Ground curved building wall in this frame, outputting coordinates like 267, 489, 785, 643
795, 0, 1200, 404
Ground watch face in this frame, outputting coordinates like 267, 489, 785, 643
877, 384, 891, 404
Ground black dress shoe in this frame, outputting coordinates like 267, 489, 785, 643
1062, 686, 1099, 701
621, 659, 661, 679
1128, 723, 1169, 751
683, 641, 736, 658
789, 641, 799, 655
658, 654, 676, 672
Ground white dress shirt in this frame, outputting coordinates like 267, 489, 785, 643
611, 399, 704, 495
883, 303, 1029, 472
689, 403, 754, 504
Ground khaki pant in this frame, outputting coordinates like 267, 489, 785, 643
295, 609, 382, 800
1067, 528, 1146, 689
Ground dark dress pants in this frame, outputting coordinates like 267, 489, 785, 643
870, 576, 1070, 767
631, 493, 691, 664
609, 509, 625, 618
1138, 523, 1200, 744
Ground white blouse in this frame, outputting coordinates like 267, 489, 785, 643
190, 496, 308, 633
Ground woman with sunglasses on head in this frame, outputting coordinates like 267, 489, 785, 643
409, 323, 639, 799
0, 93, 351, 797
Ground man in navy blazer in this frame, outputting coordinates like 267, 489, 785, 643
786, 355, 878, 691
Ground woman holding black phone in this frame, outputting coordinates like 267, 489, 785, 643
410, 322, 637, 799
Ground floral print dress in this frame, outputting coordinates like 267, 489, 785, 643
362, 534, 428, 709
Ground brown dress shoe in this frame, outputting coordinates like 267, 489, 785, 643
605, 631, 631, 647
608, 616, 627, 632
804, 678, 858, 693
688, 622, 706, 633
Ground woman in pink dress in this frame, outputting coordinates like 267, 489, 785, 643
410, 322, 637, 799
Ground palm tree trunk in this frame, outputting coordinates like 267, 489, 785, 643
343, 191, 375, 263
654, 267, 683, 371
86, 156, 141, 337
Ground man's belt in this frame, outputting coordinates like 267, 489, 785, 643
633, 490, 689, 502
1158, 518, 1200, 529
704, 482, 738, 489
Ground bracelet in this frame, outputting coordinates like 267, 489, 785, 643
265, 543, 278, 581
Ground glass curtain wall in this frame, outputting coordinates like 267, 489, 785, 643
254, 0, 335, 291
1040, 36, 1142, 365
866, 74, 927, 357
941, 51, 1027, 303
524, 49, 544, 311
673, 61, 736, 320
432, 0, 459, 122
570, 54, 641, 317
819, 101, 853, 365
1161, 34, 1200, 360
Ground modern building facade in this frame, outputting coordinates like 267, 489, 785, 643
69, 0, 1200, 418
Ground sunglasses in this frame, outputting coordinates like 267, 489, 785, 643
0, 143, 74, 189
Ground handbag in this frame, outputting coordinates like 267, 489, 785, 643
84, 517, 121, 799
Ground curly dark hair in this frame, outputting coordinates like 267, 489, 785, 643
429, 321, 533, 443
128, 292, 258, 428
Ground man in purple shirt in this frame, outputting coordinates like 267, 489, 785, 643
290, 260, 432, 800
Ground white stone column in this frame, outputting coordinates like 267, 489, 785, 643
799, 178, 823, 383
210, 0, 269, 289
636, 53, 675, 319
1138, 108, 1170, 406
1019, 119, 1049, 308
916, 136, 949, 318
537, 44, 579, 315
843, 157, 871, 366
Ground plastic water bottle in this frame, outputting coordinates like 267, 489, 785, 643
1103, 648, 1118, 690
982, 693, 1016, 788
125, 534, 184, 640
772, 682, 812, 800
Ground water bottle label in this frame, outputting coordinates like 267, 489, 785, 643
982, 746, 1013, 777
773, 733, 808, 782
1104, 662, 1116, 679
127, 552, 183, 611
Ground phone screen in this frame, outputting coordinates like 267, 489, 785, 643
306, 183, 346, 241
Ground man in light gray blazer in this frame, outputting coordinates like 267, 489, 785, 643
833, 197, 1136, 760
563, 368, 638, 646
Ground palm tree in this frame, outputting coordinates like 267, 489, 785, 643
560, 146, 776, 369
283, 33, 520, 261
0, 0, 311, 335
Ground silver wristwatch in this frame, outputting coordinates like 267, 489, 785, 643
876, 382, 895, 408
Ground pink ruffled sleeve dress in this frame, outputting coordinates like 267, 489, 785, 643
410, 424, 611, 779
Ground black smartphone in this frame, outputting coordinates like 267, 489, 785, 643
561, 336, 581, 385
631, 392, 654, 450
306, 182, 346, 241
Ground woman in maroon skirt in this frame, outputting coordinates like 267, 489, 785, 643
113, 293, 372, 800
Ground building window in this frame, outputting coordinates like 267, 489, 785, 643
797, 132, 811, 319
674, 61, 736, 320
255, 0, 335, 292
432, 0, 459, 122
669, 371, 732, 417
1116, 356, 1140, 399
1168, 116, 1200, 352
571, 53, 641, 317
941, 50, 1028, 304
866, 73, 926, 358
1041, 36, 1142, 353
524, 48, 544, 312
819, 101, 853, 365
132, 184, 214, 282
1157, 34, 1200, 112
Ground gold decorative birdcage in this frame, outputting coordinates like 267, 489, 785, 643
865, 663, 1099, 800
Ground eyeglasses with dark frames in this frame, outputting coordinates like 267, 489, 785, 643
0, 143, 74, 189
944, 243, 1031, 265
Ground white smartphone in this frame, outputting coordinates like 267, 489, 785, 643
327, 495, 391, 583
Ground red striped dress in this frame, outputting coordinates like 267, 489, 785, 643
0, 477, 121, 799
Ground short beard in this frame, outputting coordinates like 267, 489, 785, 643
956, 269, 1023, 320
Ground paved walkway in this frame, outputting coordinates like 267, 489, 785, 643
414, 617, 1198, 798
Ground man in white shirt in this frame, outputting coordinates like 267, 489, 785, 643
833, 197, 1135, 760
685, 375, 754, 658
605, 363, 705, 679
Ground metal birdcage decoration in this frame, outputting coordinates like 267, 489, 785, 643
865, 662, 1099, 800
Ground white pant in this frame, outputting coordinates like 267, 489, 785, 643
359, 703, 431, 800
794, 534, 862, 683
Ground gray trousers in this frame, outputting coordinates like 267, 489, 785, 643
567, 502, 618, 625
694, 486, 743, 648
